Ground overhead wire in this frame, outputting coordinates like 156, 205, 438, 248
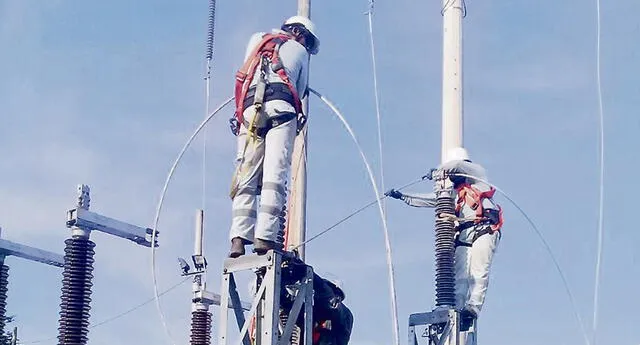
592, 0, 605, 343
19, 278, 189, 345
293, 177, 426, 249
363, 4, 399, 345
451, 173, 591, 345
308, 88, 400, 345
151, 96, 234, 345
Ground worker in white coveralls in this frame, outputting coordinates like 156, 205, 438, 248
385, 147, 503, 343
227, 16, 320, 258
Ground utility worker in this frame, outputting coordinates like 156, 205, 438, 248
385, 147, 503, 341
228, 16, 320, 258
311, 275, 353, 345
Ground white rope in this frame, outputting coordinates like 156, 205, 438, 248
309, 88, 400, 345
151, 96, 233, 345
452, 173, 591, 345
365, 0, 388, 212
365, 4, 398, 344
592, 0, 605, 343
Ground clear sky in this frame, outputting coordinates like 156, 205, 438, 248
1, 0, 639, 345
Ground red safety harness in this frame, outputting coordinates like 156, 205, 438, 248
455, 183, 504, 233
232, 32, 303, 135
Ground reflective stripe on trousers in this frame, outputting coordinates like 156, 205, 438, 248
230, 105, 296, 242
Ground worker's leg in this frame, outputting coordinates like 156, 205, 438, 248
254, 115, 296, 246
454, 229, 473, 310
229, 110, 266, 251
466, 230, 500, 315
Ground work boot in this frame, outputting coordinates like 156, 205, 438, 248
459, 307, 477, 332
253, 238, 279, 255
229, 237, 247, 258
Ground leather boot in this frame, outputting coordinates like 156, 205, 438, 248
229, 237, 247, 258
253, 238, 278, 255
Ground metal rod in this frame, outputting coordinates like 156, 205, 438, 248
195, 209, 204, 257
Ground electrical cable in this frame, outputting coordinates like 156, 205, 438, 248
151, 96, 233, 345
18, 278, 189, 345
364, 5, 398, 345
293, 177, 426, 249
592, 0, 605, 343
308, 88, 400, 345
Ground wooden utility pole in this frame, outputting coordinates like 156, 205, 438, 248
286, 0, 312, 260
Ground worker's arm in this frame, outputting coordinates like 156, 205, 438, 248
278, 39, 309, 100
386, 189, 437, 208
440, 160, 487, 183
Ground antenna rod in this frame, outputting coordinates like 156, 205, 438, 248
441, 0, 464, 163
287, 0, 312, 261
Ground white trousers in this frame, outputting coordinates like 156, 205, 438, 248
229, 106, 297, 243
455, 226, 500, 345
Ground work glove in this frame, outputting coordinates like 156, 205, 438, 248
384, 189, 402, 199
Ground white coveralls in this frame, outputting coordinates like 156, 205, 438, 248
398, 161, 500, 344
230, 30, 310, 244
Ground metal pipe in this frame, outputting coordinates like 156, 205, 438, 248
440, 0, 464, 163
195, 209, 204, 257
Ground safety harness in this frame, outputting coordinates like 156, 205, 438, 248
453, 183, 504, 247
230, 32, 306, 137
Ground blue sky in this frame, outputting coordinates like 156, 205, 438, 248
1, 0, 639, 344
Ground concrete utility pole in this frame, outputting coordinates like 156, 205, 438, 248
286, 0, 312, 261
408, 1, 468, 345
440, 0, 464, 163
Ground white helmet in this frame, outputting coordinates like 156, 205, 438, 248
283, 15, 320, 55
446, 146, 471, 164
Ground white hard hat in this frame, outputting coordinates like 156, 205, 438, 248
283, 15, 320, 55
446, 146, 470, 163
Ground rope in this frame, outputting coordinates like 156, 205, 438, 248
364, 5, 397, 344
451, 173, 591, 345
18, 278, 189, 344
308, 88, 400, 345
365, 1, 387, 209
151, 96, 234, 345
592, 0, 605, 342
293, 177, 426, 249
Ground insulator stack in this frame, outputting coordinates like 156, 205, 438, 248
434, 193, 456, 307
57, 237, 95, 345
205, 0, 216, 61
190, 310, 212, 345
279, 309, 301, 345
0, 265, 9, 342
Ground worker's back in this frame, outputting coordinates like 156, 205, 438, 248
243, 30, 309, 114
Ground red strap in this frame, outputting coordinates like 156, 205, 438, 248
234, 33, 301, 126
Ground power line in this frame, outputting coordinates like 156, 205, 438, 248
19, 278, 189, 345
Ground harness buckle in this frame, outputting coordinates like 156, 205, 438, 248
296, 113, 307, 134
229, 117, 240, 136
